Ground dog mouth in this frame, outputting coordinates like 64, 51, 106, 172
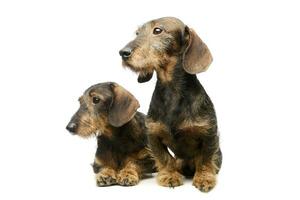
122, 60, 153, 73
122, 61, 154, 82
72, 122, 101, 138
122, 60, 140, 72
76, 130, 102, 138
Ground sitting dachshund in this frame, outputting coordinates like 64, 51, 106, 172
66, 82, 155, 186
119, 17, 222, 192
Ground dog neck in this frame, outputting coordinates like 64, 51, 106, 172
155, 56, 196, 87
155, 56, 178, 83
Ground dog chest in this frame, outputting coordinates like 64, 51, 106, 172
160, 127, 203, 159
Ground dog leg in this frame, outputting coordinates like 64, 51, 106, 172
94, 157, 117, 186
135, 147, 156, 174
148, 134, 183, 187
117, 160, 141, 186
95, 167, 117, 186
157, 168, 184, 188
192, 136, 220, 192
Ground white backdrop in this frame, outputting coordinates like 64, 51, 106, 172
0, 0, 300, 199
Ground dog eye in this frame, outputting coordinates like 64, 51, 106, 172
153, 27, 163, 35
92, 97, 101, 104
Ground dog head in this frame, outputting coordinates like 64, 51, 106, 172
119, 17, 213, 82
66, 82, 140, 138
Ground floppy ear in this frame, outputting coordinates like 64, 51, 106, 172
182, 26, 213, 74
108, 83, 140, 127
137, 71, 153, 83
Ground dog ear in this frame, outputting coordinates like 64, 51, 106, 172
137, 71, 153, 83
182, 26, 213, 74
108, 83, 140, 127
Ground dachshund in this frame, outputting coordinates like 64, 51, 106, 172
119, 17, 222, 192
66, 82, 155, 186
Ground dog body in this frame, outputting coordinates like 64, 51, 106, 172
66, 82, 154, 186
120, 17, 222, 192
148, 66, 218, 160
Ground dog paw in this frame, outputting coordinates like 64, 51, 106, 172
157, 170, 183, 187
95, 168, 117, 187
117, 170, 139, 186
193, 172, 216, 192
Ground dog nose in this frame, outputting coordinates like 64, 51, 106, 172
119, 47, 132, 60
66, 122, 77, 134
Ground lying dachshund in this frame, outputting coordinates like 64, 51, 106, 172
66, 82, 155, 186
120, 17, 222, 192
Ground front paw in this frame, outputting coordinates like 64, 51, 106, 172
193, 171, 216, 192
157, 170, 183, 187
95, 168, 117, 187
117, 169, 139, 186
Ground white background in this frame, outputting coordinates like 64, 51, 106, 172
0, 0, 299, 199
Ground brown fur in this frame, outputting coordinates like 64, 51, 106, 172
157, 169, 183, 187
66, 82, 156, 187
117, 158, 141, 186
75, 113, 113, 138
96, 167, 117, 186
120, 17, 222, 192
193, 156, 217, 192
155, 56, 178, 83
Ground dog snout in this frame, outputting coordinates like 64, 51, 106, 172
66, 122, 77, 134
119, 47, 132, 60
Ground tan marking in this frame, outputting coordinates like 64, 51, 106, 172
178, 118, 211, 129
134, 147, 152, 160
76, 113, 113, 138
177, 118, 214, 136
155, 56, 177, 83
146, 119, 177, 172
124, 50, 177, 83
95, 167, 117, 186
122, 17, 185, 83
146, 119, 169, 135
192, 156, 218, 192
89, 92, 105, 101
117, 160, 141, 186
154, 156, 177, 171
124, 43, 157, 72
192, 165, 217, 192
157, 169, 183, 187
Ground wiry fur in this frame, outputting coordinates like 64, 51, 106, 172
120, 17, 222, 192
66, 82, 155, 186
